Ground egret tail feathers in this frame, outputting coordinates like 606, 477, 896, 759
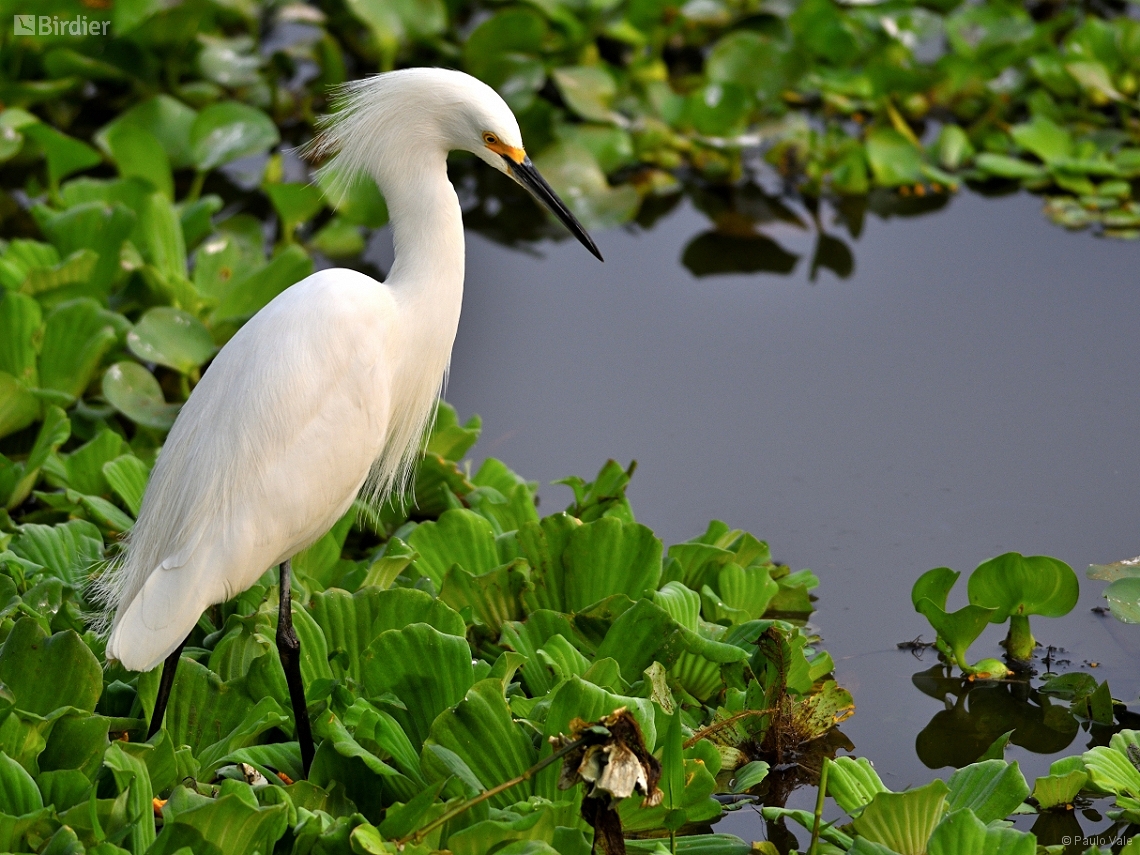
104, 559, 211, 672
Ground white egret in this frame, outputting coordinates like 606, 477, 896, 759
94, 68, 601, 774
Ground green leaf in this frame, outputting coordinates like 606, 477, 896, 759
866, 129, 924, 187
926, 808, 1035, 855
104, 123, 174, 199
561, 516, 662, 612
35, 202, 136, 297
11, 518, 103, 586
0, 372, 39, 439
95, 95, 198, 170
5, 405, 69, 509
915, 597, 994, 670
1032, 768, 1087, 809
265, 183, 325, 235
439, 559, 533, 635
827, 756, 889, 817
408, 509, 501, 586
0, 751, 42, 815
1103, 577, 1140, 623
422, 679, 539, 809
39, 299, 122, 402
945, 760, 1029, 823
127, 307, 216, 374
24, 124, 102, 187
974, 153, 1048, 181
911, 567, 960, 611
104, 741, 156, 853
212, 244, 312, 321
1010, 116, 1072, 165
103, 454, 151, 517
190, 102, 280, 171
967, 552, 1079, 621
360, 623, 475, 748
138, 191, 189, 290
852, 779, 948, 855
0, 292, 42, 386
149, 790, 289, 855
937, 126, 974, 171
553, 67, 618, 124
0, 619, 103, 715
102, 361, 181, 430
531, 143, 640, 231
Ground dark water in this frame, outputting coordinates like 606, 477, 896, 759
437, 187, 1140, 842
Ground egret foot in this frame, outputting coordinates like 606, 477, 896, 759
147, 637, 188, 740
278, 558, 315, 776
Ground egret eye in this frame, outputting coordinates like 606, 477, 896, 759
483, 132, 498, 145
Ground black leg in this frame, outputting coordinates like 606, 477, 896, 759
278, 558, 315, 777
148, 637, 187, 740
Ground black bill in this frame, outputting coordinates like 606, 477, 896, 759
504, 154, 603, 262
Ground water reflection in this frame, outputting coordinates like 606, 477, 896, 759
452, 158, 959, 281
911, 665, 1140, 771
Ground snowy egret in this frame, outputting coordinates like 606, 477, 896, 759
94, 68, 601, 774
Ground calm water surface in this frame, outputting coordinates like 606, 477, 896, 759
431, 187, 1139, 843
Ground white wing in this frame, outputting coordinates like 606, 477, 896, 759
104, 268, 402, 671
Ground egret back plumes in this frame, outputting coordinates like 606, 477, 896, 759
91, 67, 600, 726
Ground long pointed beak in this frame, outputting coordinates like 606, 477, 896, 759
504, 154, 603, 262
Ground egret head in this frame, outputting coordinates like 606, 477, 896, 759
314, 68, 602, 261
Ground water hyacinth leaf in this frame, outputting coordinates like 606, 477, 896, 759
945, 759, 1029, 823
360, 623, 475, 748
104, 741, 156, 853
408, 508, 501, 585
0, 619, 103, 715
39, 299, 122, 402
0, 373, 39, 439
212, 244, 313, 321
553, 67, 619, 124
103, 454, 151, 517
102, 361, 181, 430
852, 779, 948, 855
1089, 555, 1140, 582
914, 597, 994, 670
865, 129, 924, 187
190, 102, 280, 171
1103, 577, 1140, 623
0, 291, 41, 386
11, 519, 103, 586
1010, 116, 1072, 165
562, 516, 662, 612
149, 791, 290, 855
531, 143, 640, 232
729, 760, 770, 793
422, 679, 539, 809
5, 405, 69, 509
937, 126, 974, 171
127, 307, 216, 374
95, 95, 198, 169
927, 808, 1036, 855
23, 124, 101, 187
827, 756, 889, 817
1032, 768, 1087, 809
0, 752, 42, 815
104, 123, 174, 199
974, 154, 1048, 182
265, 182, 325, 235
911, 567, 959, 611
967, 553, 1079, 621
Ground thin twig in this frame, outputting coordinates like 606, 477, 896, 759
399, 734, 589, 846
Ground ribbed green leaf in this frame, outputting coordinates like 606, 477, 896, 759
852, 779, 948, 855
408, 509, 501, 586
102, 455, 150, 517
149, 791, 289, 855
0, 751, 42, 815
440, 559, 532, 634
827, 756, 889, 817
10, 519, 103, 587
927, 808, 1036, 855
360, 623, 474, 748
104, 741, 156, 854
0, 292, 41, 385
562, 517, 662, 612
1032, 769, 1087, 809
309, 587, 464, 682
423, 679, 538, 809
0, 619, 102, 715
946, 760, 1029, 823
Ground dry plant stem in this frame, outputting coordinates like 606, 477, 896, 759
683, 708, 776, 748
399, 734, 589, 846
809, 757, 830, 855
